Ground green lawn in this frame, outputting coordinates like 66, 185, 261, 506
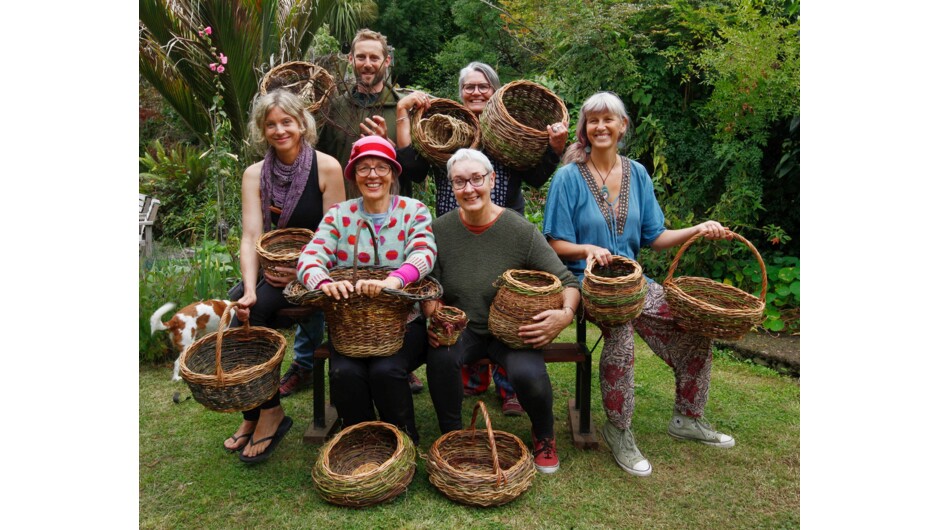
140, 325, 799, 528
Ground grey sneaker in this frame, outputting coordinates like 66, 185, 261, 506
600, 422, 652, 477
667, 414, 735, 448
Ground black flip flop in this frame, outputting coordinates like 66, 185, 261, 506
225, 431, 254, 453
239, 416, 293, 464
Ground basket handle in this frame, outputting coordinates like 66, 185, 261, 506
468, 400, 507, 488
213, 301, 242, 381
350, 221, 380, 283
664, 230, 768, 301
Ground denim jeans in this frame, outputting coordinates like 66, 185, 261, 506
291, 311, 325, 370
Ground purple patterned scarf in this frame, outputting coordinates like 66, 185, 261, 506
260, 142, 313, 231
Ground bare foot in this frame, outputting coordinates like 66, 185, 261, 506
223, 420, 256, 452
241, 407, 285, 458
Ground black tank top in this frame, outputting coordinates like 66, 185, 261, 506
270, 153, 323, 230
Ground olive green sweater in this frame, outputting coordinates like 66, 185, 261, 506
430, 209, 579, 337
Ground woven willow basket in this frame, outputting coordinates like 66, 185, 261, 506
179, 304, 286, 412
582, 256, 648, 327
411, 98, 481, 166
427, 401, 536, 507
255, 228, 314, 274
663, 231, 767, 340
480, 80, 568, 170
488, 269, 564, 349
429, 305, 469, 347
260, 61, 336, 114
311, 421, 416, 508
283, 223, 442, 357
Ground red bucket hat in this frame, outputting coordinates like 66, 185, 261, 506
343, 135, 402, 181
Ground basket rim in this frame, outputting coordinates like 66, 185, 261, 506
584, 255, 644, 284
255, 227, 314, 260
178, 324, 286, 386
317, 421, 409, 480
663, 276, 765, 315
489, 80, 569, 138
497, 269, 563, 295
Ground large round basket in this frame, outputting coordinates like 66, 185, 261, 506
429, 305, 469, 347
255, 227, 314, 274
178, 304, 286, 412
411, 98, 481, 167
480, 80, 568, 170
427, 401, 536, 507
663, 231, 767, 340
582, 256, 648, 327
488, 269, 564, 349
260, 61, 336, 115
283, 223, 442, 357
311, 421, 416, 508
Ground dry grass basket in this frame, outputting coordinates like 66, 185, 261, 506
429, 305, 469, 347
411, 98, 481, 167
255, 227, 314, 274
311, 421, 416, 508
426, 401, 536, 507
283, 223, 442, 357
582, 256, 648, 327
178, 303, 286, 412
480, 80, 568, 170
663, 231, 767, 340
260, 61, 336, 114
488, 269, 564, 349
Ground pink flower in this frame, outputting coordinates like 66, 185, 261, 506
209, 63, 218, 72
216, 65, 225, 73
204, 26, 212, 35
198, 29, 204, 37
218, 53, 228, 65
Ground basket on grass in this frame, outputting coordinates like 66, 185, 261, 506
179, 303, 286, 412
429, 305, 469, 347
427, 401, 536, 507
411, 98, 481, 166
283, 222, 442, 357
663, 230, 767, 340
488, 269, 564, 349
311, 421, 416, 508
480, 80, 568, 170
582, 256, 648, 327
260, 61, 336, 115
255, 228, 314, 274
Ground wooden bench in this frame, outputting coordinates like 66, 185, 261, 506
139, 193, 161, 258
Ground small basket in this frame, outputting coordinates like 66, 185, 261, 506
427, 401, 536, 507
429, 306, 469, 347
480, 80, 568, 170
178, 303, 286, 412
663, 231, 767, 340
260, 61, 336, 115
255, 228, 314, 274
411, 98, 481, 167
582, 256, 648, 327
311, 421, 417, 508
488, 269, 564, 349
283, 222, 442, 357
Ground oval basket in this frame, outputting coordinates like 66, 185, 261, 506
283, 223, 442, 357
179, 303, 286, 412
480, 80, 568, 170
427, 401, 536, 507
488, 269, 564, 349
662, 231, 767, 340
311, 421, 416, 508
260, 61, 336, 115
256, 227, 314, 274
411, 98, 481, 167
582, 256, 648, 327
429, 305, 469, 347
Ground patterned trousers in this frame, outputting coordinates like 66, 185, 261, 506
600, 282, 714, 430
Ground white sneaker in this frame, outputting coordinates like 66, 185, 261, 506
667, 414, 735, 448
600, 422, 652, 477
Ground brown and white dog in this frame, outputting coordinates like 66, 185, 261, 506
150, 300, 234, 381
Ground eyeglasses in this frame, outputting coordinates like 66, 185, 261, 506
450, 173, 488, 190
461, 83, 492, 94
355, 163, 392, 177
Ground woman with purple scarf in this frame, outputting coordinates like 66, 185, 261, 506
225, 90, 345, 463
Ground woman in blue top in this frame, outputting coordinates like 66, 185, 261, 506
543, 92, 735, 477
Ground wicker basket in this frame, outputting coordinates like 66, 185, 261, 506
663, 231, 767, 340
178, 303, 287, 412
429, 305, 469, 347
411, 98, 481, 167
283, 223, 442, 357
582, 256, 648, 327
260, 61, 336, 115
255, 228, 314, 274
427, 401, 536, 507
488, 269, 564, 349
480, 80, 568, 170
311, 421, 416, 508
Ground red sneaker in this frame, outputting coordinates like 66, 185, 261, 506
408, 372, 424, 394
501, 396, 524, 417
532, 436, 560, 474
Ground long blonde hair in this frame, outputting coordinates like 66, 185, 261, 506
561, 91, 631, 165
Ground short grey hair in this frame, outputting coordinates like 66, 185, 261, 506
457, 62, 501, 94
446, 148, 494, 178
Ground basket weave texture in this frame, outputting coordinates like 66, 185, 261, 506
582, 256, 648, 327
256, 228, 314, 273
427, 401, 536, 507
480, 80, 568, 170
488, 269, 564, 349
429, 305, 469, 347
663, 231, 767, 340
179, 303, 286, 412
411, 98, 481, 166
283, 223, 442, 357
260, 61, 335, 114
311, 421, 416, 508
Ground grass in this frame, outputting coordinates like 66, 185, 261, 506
140, 325, 799, 529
